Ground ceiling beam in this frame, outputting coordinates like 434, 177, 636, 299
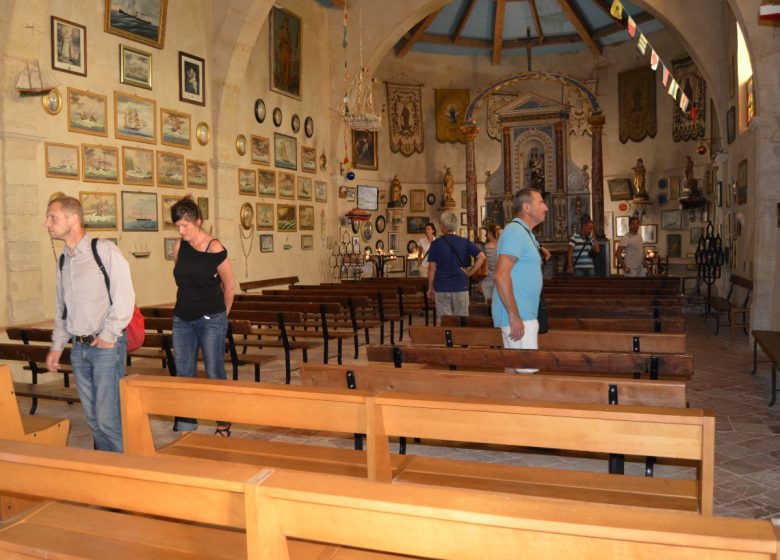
492, 0, 507, 65
395, 9, 443, 58
528, 0, 544, 42
329, 0, 346, 9
555, 0, 601, 55
453, 0, 477, 42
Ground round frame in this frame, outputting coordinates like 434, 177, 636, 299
375, 215, 386, 233
319, 154, 327, 172
273, 107, 283, 127
41, 88, 62, 115
375, 239, 385, 250
235, 134, 247, 156
195, 122, 211, 146
291, 114, 301, 133
427, 193, 436, 206
362, 221, 373, 241
658, 178, 668, 190
304, 116, 314, 138
254, 99, 266, 123
239, 203, 254, 230
406, 240, 418, 254
400, 195, 408, 206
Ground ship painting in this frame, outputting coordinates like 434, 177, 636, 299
107, 0, 166, 48
161, 111, 190, 147
122, 193, 158, 231
16, 60, 59, 96
116, 94, 155, 142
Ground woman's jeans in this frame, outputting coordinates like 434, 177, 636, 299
172, 312, 228, 431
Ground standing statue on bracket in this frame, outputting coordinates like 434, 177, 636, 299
632, 157, 649, 200
441, 166, 456, 208
528, 148, 546, 194
388, 175, 403, 208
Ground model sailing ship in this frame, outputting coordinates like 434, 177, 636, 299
16, 60, 59, 96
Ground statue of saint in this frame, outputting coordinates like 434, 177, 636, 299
388, 175, 403, 207
442, 167, 455, 203
632, 158, 648, 200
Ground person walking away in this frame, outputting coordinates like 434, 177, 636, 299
170, 197, 235, 435
417, 222, 436, 278
615, 216, 647, 277
45, 196, 135, 452
566, 217, 600, 276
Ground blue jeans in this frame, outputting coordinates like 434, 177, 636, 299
70, 334, 127, 452
172, 312, 228, 431
575, 268, 596, 277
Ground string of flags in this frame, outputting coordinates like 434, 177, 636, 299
610, 0, 692, 116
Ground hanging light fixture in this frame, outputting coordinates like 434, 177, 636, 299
341, 0, 382, 132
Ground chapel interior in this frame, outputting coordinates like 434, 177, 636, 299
1, 0, 780, 555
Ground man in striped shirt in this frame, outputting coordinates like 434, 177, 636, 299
566, 217, 600, 276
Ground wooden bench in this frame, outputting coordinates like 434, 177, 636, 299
367, 345, 695, 380
409, 326, 687, 353
710, 274, 753, 338
0, 342, 78, 412
752, 330, 780, 407
240, 275, 300, 292
440, 314, 686, 333
248, 468, 779, 560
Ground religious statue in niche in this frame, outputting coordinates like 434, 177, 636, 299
632, 158, 648, 200
526, 147, 546, 194
388, 175, 403, 208
441, 167, 456, 208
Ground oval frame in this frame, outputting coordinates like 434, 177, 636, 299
273, 107, 283, 127
375, 214, 386, 233
254, 99, 266, 123
351, 220, 361, 234
319, 153, 327, 172
195, 122, 211, 146
362, 221, 373, 241
239, 202, 254, 230
406, 240, 418, 254
426, 193, 436, 206
304, 116, 314, 138
291, 114, 301, 133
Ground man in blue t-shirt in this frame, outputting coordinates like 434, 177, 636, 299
492, 188, 548, 354
426, 211, 485, 318
566, 217, 600, 276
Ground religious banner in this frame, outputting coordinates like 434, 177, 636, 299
672, 57, 706, 142
386, 82, 424, 156
434, 89, 469, 143
618, 66, 657, 143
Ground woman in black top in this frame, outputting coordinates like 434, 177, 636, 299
170, 197, 235, 435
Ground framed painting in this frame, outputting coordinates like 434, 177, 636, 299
736, 159, 748, 205
640, 224, 657, 244
604, 211, 614, 240
352, 130, 378, 170
256, 203, 275, 231
160, 194, 179, 229
314, 180, 327, 202
114, 91, 156, 143
186, 159, 207, 189
301, 146, 316, 173
378, 189, 387, 205
666, 234, 682, 259
67, 88, 107, 136
156, 151, 184, 188
270, 7, 301, 99
105, 0, 167, 49
669, 176, 681, 200
407, 216, 429, 234
357, 185, 378, 211
461, 191, 467, 208
276, 204, 297, 232
121, 190, 158, 231
79, 191, 117, 230
45, 142, 79, 180
615, 216, 629, 238
409, 189, 426, 213
385, 255, 405, 275
82, 144, 118, 183
726, 105, 736, 144
197, 197, 209, 220
689, 226, 703, 244
661, 210, 683, 230
160, 108, 191, 149
51, 16, 86, 76
251, 135, 270, 166
119, 44, 151, 89
299, 205, 314, 230
122, 146, 154, 186
164, 237, 176, 260
238, 168, 257, 196
277, 172, 295, 199
178, 51, 205, 106
607, 178, 633, 201
258, 169, 276, 197
297, 176, 313, 201
301, 234, 314, 250
260, 234, 274, 253
388, 232, 398, 252
274, 133, 297, 170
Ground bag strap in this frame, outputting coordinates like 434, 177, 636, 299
59, 238, 112, 321
440, 235, 466, 268
571, 235, 589, 268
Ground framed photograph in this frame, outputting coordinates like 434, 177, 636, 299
82, 144, 118, 183
385, 255, 405, 275
736, 159, 748, 205
296, 176, 313, 201
186, 159, 207, 189
164, 237, 176, 260
256, 203, 275, 231
607, 178, 634, 201
45, 142, 79, 180
258, 170, 276, 197
178, 51, 205, 106
119, 44, 151, 89
388, 232, 399, 252
612, 240, 621, 270
352, 130, 378, 170
661, 210, 683, 230
666, 234, 682, 259
409, 189, 426, 213
122, 146, 154, 186
406, 240, 418, 254
640, 224, 657, 244
251, 135, 270, 166
114, 91, 156, 143
299, 205, 314, 230
277, 172, 295, 199
301, 146, 316, 173
460, 212, 467, 226
276, 204, 297, 232
717, 181, 723, 208
67, 88, 107, 136
689, 226, 703, 244
604, 211, 614, 239
375, 215, 386, 234
357, 185, 379, 211
407, 216, 429, 234
156, 151, 184, 188
461, 191, 467, 208
315, 180, 327, 202
160, 108, 190, 149
726, 105, 736, 144
197, 197, 209, 220
51, 16, 86, 76
300, 234, 314, 251
79, 191, 117, 230
378, 189, 387, 205
260, 234, 274, 253
238, 168, 257, 196
407, 258, 419, 276
160, 194, 179, 229
121, 190, 158, 231
105, 0, 167, 48
274, 133, 297, 170
615, 216, 629, 238
270, 7, 302, 99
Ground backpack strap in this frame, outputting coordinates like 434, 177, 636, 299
59, 238, 112, 321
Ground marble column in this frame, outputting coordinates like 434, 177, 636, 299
588, 114, 606, 238
462, 124, 479, 241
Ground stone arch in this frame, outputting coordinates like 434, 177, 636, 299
513, 129, 554, 194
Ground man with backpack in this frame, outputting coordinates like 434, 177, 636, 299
45, 196, 135, 452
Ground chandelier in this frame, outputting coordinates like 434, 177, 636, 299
341, 0, 382, 132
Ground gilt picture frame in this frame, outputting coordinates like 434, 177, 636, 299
114, 91, 156, 144
51, 16, 87, 76
119, 44, 151, 89
160, 108, 191, 149
79, 191, 117, 230
105, 0, 167, 49
67, 88, 107, 137
269, 7, 302, 99
178, 51, 205, 106
156, 150, 184, 188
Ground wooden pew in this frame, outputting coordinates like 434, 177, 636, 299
240, 275, 300, 292
440, 314, 687, 333
0, 343, 77, 412
469, 302, 684, 319
409, 325, 687, 353
248, 469, 779, 560
367, 345, 694, 380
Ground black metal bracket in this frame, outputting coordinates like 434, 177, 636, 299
392, 346, 403, 368
444, 329, 454, 348
649, 355, 659, 380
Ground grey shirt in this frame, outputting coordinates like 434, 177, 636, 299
51, 235, 136, 351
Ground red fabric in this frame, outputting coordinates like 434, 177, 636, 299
126, 305, 145, 353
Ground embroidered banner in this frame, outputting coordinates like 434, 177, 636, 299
434, 89, 469, 143
386, 82, 424, 156
672, 57, 706, 142
618, 66, 657, 144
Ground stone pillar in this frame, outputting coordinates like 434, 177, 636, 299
462, 124, 479, 241
588, 114, 606, 238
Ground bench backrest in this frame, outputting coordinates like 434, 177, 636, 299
240, 276, 300, 292
247, 468, 778, 560
728, 275, 753, 305
0, 365, 70, 443
439, 315, 686, 333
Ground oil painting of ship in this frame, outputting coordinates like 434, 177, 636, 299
16, 60, 59, 96
106, 0, 167, 49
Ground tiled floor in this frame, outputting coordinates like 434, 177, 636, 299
21, 308, 780, 520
